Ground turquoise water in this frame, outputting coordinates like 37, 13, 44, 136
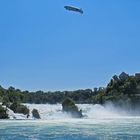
0, 118, 140, 140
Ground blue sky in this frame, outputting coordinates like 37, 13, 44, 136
0, 0, 140, 91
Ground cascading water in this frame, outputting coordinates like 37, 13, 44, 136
3, 104, 140, 140
78, 104, 121, 118
7, 104, 130, 120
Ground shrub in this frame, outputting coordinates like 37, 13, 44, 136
10, 102, 29, 115
0, 105, 9, 119
2, 96, 10, 108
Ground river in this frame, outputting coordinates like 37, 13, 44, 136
0, 104, 140, 140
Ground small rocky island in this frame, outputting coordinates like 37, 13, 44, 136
0, 102, 41, 119
62, 98, 83, 118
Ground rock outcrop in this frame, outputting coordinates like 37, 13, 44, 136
62, 98, 83, 118
32, 109, 40, 119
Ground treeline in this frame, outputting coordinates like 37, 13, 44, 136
0, 72, 140, 106
0, 86, 99, 104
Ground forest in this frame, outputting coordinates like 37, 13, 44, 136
0, 72, 140, 108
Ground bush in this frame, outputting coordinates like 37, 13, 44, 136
2, 96, 10, 108
32, 109, 40, 119
10, 102, 29, 115
0, 105, 9, 119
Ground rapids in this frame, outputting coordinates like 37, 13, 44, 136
7, 104, 138, 120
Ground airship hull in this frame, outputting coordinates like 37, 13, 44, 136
64, 6, 83, 14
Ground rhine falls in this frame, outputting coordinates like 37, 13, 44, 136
6, 104, 139, 120
1, 104, 140, 140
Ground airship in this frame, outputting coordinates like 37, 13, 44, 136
64, 6, 83, 14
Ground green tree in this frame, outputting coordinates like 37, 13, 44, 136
0, 105, 9, 119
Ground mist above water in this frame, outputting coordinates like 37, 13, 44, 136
21, 103, 140, 120
7, 103, 140, 120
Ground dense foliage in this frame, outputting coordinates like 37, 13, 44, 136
0, 72, 140, 108
0, 105, 9, 119
0, 86, 97, 104
99, 72, 140, 110
9, 102, 29, 115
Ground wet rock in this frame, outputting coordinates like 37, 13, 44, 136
62, 98, 83, 118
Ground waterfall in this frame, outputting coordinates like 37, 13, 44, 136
6, 103, 134, 120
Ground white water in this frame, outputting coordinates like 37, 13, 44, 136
6, 103, 137, 120
2, 104, 140, 140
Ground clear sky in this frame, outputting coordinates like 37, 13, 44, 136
0, 0, 140, 91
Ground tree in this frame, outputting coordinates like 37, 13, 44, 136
10, 102, 29, 115
0, 105, 9, 119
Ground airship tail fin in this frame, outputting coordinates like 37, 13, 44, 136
80, 9, 84, 14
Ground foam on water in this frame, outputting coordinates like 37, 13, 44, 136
6, 103, 135, 120
78, 104, 121, 118
1, 117, 140, 140
2, 104, 140, 140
